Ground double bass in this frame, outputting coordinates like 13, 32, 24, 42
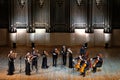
80, 62, 87, 73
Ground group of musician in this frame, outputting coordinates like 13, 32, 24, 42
7, 45, 103, 77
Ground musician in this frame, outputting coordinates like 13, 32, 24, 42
67, 48, 73, 68
80, 58, 91, 77
61, 45, 67, 65
41, 50, 49, 69
52, 48, 59, 67
31, 49, 39, 72
25, 52, 32, 75
7, 50, 17, 75
92, 53, 103, 73
80, 46, 85, 56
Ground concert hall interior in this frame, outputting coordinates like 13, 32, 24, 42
0, 0, 120, 80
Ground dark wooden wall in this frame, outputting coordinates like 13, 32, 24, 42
0, 0, 9, 28
50, 0, 70, 32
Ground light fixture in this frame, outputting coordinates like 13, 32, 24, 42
39, 0, 45, 8
85, 25, 94, 33
18, 0, 26, 8
26, 27, 35, 33
104, 25, 112, 33
76, 0, 82, 6
9, 25, 17, 33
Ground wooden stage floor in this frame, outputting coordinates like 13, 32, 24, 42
0, 46, 120, 80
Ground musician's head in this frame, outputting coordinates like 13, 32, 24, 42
97, 53, 102, 58
62, 45, 66, 48
55, 48, 58, 51
32, 47, 35, 50
27, 52, 30, 55
10, 50, 13, 54
43, 50, 47, 53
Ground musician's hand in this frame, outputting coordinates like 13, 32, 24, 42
90, 58, 93, 61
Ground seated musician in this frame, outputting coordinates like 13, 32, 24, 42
79, 57, 91, 77
92, 53, 103, 73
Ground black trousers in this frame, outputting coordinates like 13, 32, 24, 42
93, 63, 102, 72
62, 55, 67, 65
69, 56, 73, 68
53, 56, 57, 67
8, 61, 15, 75
25, 60, 31, 75
32, 60, 38, 71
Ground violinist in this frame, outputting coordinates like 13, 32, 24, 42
31, 49, 39, 72
67, 48, 73, 68
25, 52, 32, 75
41, 50, 49, 69
61, 45, 67, 66
52, 48, 59, 67
7, 50, 17, 75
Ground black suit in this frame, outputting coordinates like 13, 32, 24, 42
61, 49, 67, 65
52, 52, 58, 67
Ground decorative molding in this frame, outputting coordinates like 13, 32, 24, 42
39, 0, 45, 8
56, 0, 64, 7
95, 0, 103, 9
18, 0, 26, 8
76, 0, 82, 6
72, 23, 86, 28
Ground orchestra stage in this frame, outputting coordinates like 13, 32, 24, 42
0, 46, 120, 80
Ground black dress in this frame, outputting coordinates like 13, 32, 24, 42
69, 52, 73, 68
41, 53, 48, 69
25, 58, 31, 75
32, 54, 38, 71
7, 58, 15, 75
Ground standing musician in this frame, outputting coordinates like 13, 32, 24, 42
25, 52, 32, 75
67, 48, 73, 68
80, 46, 86, 56
92, 53, 103, 73
7, 50, 17, 75
31, 49, 39, 72
52, 48, 59, 67
41, 50, 49, 69
61, 45, 67, 66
